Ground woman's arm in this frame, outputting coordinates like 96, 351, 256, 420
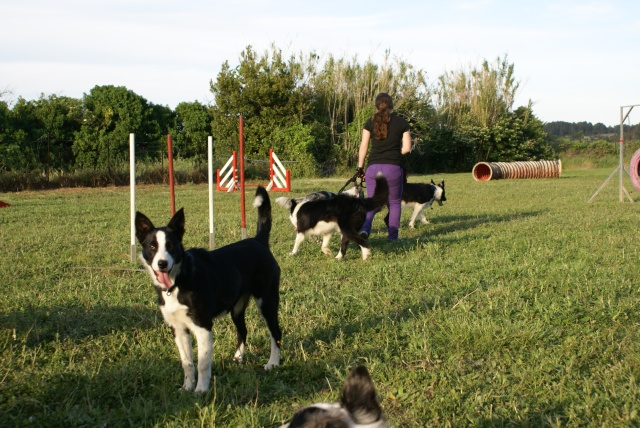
358, 129, 371, 167
401, 131, 412, 155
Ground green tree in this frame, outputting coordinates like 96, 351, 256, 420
0, 99, 35, 171
484, 104, 552, 161
31, 94, 82, 177
209, 45, 311, 164
8, 98, 42, 171
73, 85, 159, 170
173, 101, 212, 167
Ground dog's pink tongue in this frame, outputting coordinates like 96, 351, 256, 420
156, 271, 172, 288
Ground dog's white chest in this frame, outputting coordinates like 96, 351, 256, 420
160, 290, 192, 328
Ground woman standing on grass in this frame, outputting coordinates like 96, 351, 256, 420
357, 92, 412, 242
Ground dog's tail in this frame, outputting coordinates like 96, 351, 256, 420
253, 186, 272, 247
363, 173, 389, 212
341, 365, 385, 425
275, 196, 295, 210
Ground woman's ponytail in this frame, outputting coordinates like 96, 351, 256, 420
372, 93, 393, 140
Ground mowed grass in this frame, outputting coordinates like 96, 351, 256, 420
1, 169, 639, 427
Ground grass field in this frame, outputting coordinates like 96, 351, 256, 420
1, 169, 639, 427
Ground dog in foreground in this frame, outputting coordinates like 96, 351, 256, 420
384, 179, 446, 229
277, 174, 388, 260
135, 186, 281, 393
280, 365, 387, 428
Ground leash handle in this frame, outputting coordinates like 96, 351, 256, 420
338, 170, 366, 194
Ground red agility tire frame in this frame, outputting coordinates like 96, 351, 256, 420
631, 148, 640, 193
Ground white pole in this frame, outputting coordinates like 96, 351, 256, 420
129, 133, 136, 262
208, 136, 215, 249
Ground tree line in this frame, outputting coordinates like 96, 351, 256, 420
1, 47, 554, 183
544, 121, 640, 141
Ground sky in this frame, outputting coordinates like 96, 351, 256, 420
2, 0, 640, 126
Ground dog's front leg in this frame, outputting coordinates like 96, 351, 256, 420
193, 326, 213, 393
335, 234, 348, 259
173, 327, 196, 391
290, 233, 305, 255
320, 234, 332, 255
409, 204, 425, 229
418, 205, 430, 225
264, 335, 281, 370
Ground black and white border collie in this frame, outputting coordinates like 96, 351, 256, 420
280, 365, 387, 428
384, 179, 446, 229
275, 185, 361, 255
135, 186, 281, 393
277, 174, 388, 260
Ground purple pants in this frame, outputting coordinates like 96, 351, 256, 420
360, 164, 404, 240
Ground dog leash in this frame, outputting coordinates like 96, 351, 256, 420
338, 170, 366, 194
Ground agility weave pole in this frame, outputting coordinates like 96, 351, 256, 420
472, 160, 562, 182
129, 133, 218, 262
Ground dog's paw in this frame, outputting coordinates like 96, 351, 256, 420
335, 252, 344, 259
194, 384, 209, 394
264, 362, 279, 370
234, 344, 245, 363
321, 247, 332, 256
181, 382, 195, 392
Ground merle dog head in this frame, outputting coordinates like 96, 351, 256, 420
135, 208, 185, 291
430, 179, 446, 206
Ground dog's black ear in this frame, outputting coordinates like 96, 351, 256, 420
431, 179, 436, 185
167, 208, 185, 240
135, 212, 155, 244
440, 179, 445, 187
341, 366, 382, 424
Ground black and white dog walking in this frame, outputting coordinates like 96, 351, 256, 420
275, 185, 361, 256
280, 365, 387, 428
384, 179, 446, 229
135, 186, 281, 393
277, 174, 388, 260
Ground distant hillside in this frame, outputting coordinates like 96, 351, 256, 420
544, 121, 640, 141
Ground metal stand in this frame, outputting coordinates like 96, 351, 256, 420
588, 105, 638, 203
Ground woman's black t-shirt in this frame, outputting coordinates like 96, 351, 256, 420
363, 114, 410, 167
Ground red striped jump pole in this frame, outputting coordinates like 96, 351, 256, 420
239, 115, 246, 238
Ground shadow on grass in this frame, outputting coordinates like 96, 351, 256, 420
0, 303, 157, 347
366, 210, 546, 254
1, 295, 572, 427
0, 299, 353, 426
